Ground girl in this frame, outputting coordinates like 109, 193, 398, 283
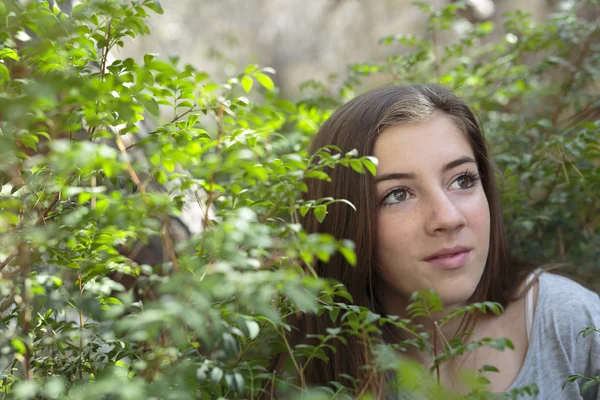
273, 84, 600, 399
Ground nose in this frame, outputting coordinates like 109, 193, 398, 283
424, 190, 467, 236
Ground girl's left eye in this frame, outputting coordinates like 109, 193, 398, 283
381, 187, 413, 206
448, 172, 480, 190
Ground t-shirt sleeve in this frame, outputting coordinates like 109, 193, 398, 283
543, 274, 600, 399
575, 292, 600, 400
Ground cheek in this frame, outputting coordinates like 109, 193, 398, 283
463, 190, 491, 242
375, 210, 418, 265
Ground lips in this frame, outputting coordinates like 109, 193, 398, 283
424, 245, 471, 261
423, 246, 472, 270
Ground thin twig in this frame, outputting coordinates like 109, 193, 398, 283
126, 241, 145, 260
558, 97, 600, 128
551, 31, 596, 125
99, 19, 112, 81
115, 135, 144, 199
557, 143, 584, 180
432, 26, 441, 81
557, 227, 565, 259
289, 197, 298, 225
1, 183, 66, 272
433, 320, 440, 384
229, 328, 268, 369
90, 174, 96, 210
259, 203, 279, 224
198, 104, 225, 263
36, 190, 61, 225
124, 142, 139, 151
0, 254, 17, 272
86, 19, 113, 142
170, 106, 196, 124
280, 326, 305, 389
18, 243, 32, 381
160, 215, 180, 271
124, 106, 197, 151
269, 371, 276, 399
114, 134, 180, 270
77, 270, 84, 380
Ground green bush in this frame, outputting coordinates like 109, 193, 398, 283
0, 0, 598, 398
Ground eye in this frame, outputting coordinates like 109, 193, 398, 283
382, 187, 413, 206
449, 172, 480, 190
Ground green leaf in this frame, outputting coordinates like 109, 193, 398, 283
163, 159, 175, 173
329, 308, 341, 323
241, 76, 253, 93
11, 338, 26, 355
154, 170, 167, 184
577, 326, 600, 340
137, 94, 159, 116
480, 365, 500, 373
362, 158, 377, 176
244, 64, 258, 74
187, 113, 200, 128
210, 367, 223, 383
78, 192, 92, 204
245, 320, 259, 339
299, 203, 312, 217
255, 73, 274, 91
249, 165, 269, 182
0, 64, 9, 82
326, 327, 342, 336
328, 198, 356, 212
365, 311, 380, 324
0, 49, 19, 61
274, 99, 297, 113
143, 53, 156, 66
334, 290, 353, 303
581, 380, 599, 395
339, 247, 357, 266
413, 0, 433, 13
349, 159, 365, 173
476, 21, 494, 34
146, 0, 164, 14
305, 170, 331, 181
314, 205, 327, 223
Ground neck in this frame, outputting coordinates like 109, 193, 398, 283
376, 281, 476, 362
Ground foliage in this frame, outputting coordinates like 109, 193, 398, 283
0, 0, 598, 399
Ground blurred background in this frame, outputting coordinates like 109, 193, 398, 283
119, 0, 560, 98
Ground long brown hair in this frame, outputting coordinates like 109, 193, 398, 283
268, 84, 528, 397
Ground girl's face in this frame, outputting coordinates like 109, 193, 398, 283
373, 113, 490, 307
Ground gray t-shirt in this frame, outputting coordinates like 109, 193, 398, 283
506, 272, 600, 399
391, 272, 600, 399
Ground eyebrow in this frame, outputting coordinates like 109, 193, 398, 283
375, 156, 477, 183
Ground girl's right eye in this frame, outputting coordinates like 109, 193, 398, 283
381, 187, 413, 206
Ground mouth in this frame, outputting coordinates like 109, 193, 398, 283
424, 246, 472, 270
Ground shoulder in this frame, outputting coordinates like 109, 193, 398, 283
538, 272, 599, 308
535, 272, 600, 340
517, 272, 600, 399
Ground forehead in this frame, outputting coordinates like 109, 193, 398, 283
373, 114, 474, 174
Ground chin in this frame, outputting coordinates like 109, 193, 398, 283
433, 275, 481, 307
438, 291, 476, 308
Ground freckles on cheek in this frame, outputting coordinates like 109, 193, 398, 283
459, 189, 488, 217
468, 194, 490, 225
378, 212, 414, 252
